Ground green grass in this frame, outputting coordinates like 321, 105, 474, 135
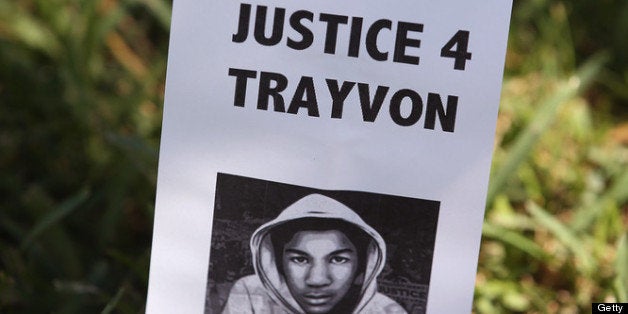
0, 0, 626, 313
0, 0, 167, 312
477, 1, 628, 312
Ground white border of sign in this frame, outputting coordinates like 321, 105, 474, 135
146, 1, 513, 313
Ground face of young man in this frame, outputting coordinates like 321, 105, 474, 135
282, 230, 359, 314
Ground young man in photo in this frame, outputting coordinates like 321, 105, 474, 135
222, 194, 406, 314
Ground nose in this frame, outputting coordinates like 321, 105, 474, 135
305, 261, 331, 287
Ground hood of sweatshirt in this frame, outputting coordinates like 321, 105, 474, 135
249, 194, 386, 313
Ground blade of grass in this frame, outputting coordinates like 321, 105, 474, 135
487, 53, 608, 205
482, 222, 550, 261
139, 0, 172, 30
106, 31, 149, 79
572, 169, 628, 231
0, 0, 62, 57
20, 189, 90, 250
101, 286, 126, 314
526, 201, 595, 275
86, 0, 127, 75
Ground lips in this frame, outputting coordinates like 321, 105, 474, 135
302, 293, 333, 305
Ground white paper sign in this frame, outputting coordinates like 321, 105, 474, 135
147, 1, 512, 313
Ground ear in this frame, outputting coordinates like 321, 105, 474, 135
353, 272, 365, 285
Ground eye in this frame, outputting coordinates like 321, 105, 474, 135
329, 256, 350, 264
289, 256, 309, 265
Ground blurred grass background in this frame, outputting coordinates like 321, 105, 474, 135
0, 0, 626, 313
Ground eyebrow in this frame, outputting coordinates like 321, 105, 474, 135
284, 249, 308, 256
284, 248, 355, 256
328, 248, 354, 256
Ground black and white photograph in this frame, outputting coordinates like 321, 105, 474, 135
205, 173, 439, 314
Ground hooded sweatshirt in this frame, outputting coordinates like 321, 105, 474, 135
221, 194, 407, 314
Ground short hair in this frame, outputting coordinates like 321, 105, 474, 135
269, 218, 372, 279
